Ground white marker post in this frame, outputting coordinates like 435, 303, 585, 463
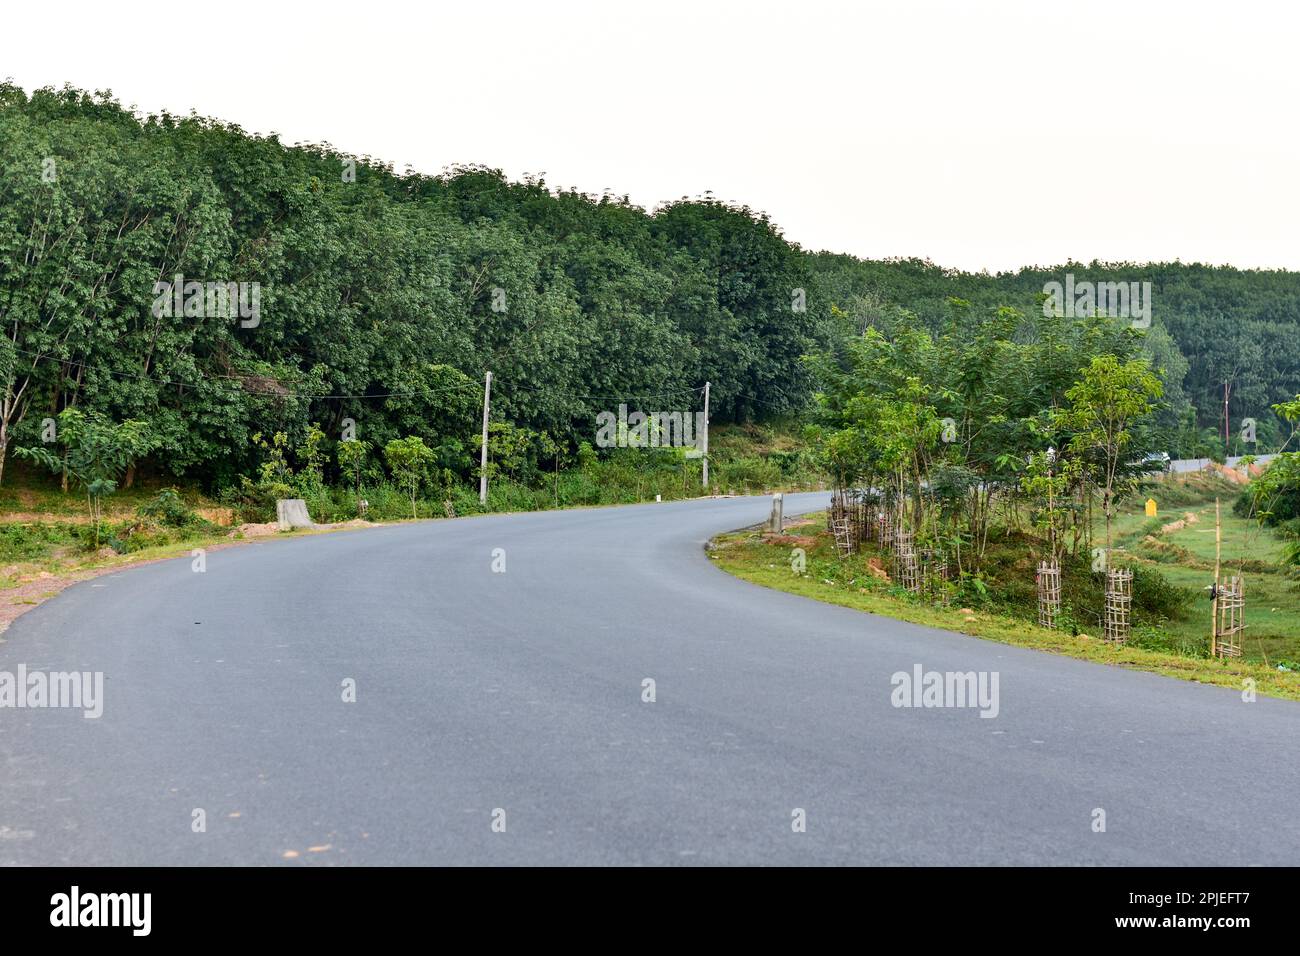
479, 371, 492, 505
701, 380, 710, 491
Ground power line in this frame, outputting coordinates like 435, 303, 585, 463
4, 342, 718, 405
5, 343, 484, 400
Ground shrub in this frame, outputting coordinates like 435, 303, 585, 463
218, 476, 295, 524
0, 522, 79, 561
137, 488, 201, 528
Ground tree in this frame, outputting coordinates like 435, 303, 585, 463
1239, 395, 1300, 550
384, 436, 435, 519
14, 409, 153, 547
337, 438, 370, 514
1059, 356, 1163, 552
534, 430, 564, 507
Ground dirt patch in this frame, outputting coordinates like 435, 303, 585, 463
764, 533, 817, 548
0, 511, 95, 524
865, 557, 891, 583
0, 566, 116, 636
196, 506, 235, 526
1204, 462, 1250, 485
1159, 511, 1198, 534
229, 522, 280, 538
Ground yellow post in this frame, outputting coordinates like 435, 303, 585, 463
1145, 498, 1157, 518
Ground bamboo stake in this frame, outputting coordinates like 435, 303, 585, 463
1211, 497, 1221, 657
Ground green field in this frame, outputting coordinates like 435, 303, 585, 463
1107, 476, 1300, 665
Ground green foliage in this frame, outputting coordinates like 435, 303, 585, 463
805, 303, 1164, 568
0, 84, 830, 493
1058, 355, 1164, 548
384, 436, 436, 518
136, 487, 203, 528
296, 423, 327, 492
808, 255, 1300, 457
0, 522, 79, 561
4, 82, 1296, 512
13, 408, 154, 546
1238, 395, 1300, 535
336, 438, 370, 514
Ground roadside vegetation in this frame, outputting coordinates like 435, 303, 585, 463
710, 471, 1300, 701
702, 302, 1300, 698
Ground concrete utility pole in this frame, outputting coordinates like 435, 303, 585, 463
1223, 380, 1231, 456
1210, 497, 1222, 657
701, 381, 710, 490
479, 371, 492, 505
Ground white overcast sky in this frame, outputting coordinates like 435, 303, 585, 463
3, 0, 1297, 272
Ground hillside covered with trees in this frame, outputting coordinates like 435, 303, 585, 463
810, 254, 1300, 456
0, 83, 824, 493
2, 82, 1298, 503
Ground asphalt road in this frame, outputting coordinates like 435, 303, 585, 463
1, 492, 1297, 865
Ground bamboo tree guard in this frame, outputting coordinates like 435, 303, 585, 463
877, 509, 893, 549
1209, 497, 1221, 658
922, 548, 949, 603
828, 491, 855, 557
829, 519, 853, 556
828, 489, 849, 555
1215, 575, 1245, 658
1036, 560, 1061, 629
848, 491, 869, 545
895, 530, 920, 593
893, 520, 910, 555
865, 499, 878, 546
1205, 497, 1248, 658
1103, 568, 1133, 642
828, 488, 848, 526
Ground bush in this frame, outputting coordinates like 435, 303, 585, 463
0, 522, 79, 561
218, 476, 295, 524
1237, 454, 1300, 526
711, 455, 783, 493
137, 488, 202, 528
1129, 622, 1206, 657
1129, 563, 1195, 622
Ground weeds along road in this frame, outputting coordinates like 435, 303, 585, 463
1, 491, 1297, 865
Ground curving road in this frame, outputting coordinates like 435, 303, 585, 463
1, 492, 1298, 865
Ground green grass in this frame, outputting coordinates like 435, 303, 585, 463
0, 521, 82, 561
0, 477, 235, 582
1110, 481, 1300, 666
709, 517, 1300, 701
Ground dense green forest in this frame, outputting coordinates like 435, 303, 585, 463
1, 83, 1298, 500
0, 83, 823, 493
810, 255, 1300, 455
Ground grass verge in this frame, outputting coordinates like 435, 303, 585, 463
708, 514, 1300, 702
